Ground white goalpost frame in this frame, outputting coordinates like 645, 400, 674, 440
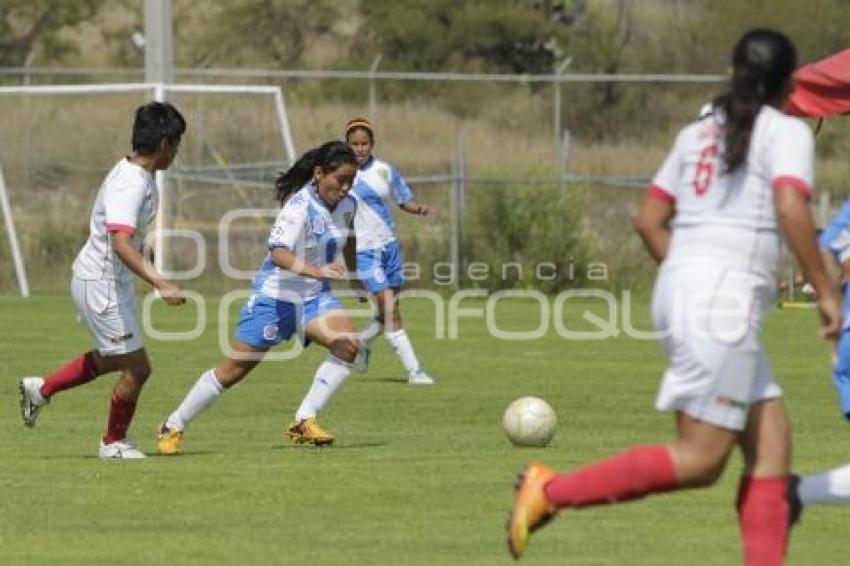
0, 82, 297, 295
0, 165, 29, 297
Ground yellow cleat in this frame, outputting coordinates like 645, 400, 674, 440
285, 417, 335, 446
157, 424, 183, 455
508, 463, 557, 560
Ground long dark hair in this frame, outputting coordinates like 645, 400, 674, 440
713, 29, 797, 172
274, 141, 356, 204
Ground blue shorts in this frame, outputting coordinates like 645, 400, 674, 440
234, 291, 343, 349
357, 241, 405, 294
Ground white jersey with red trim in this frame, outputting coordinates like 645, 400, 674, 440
72, 158, 158, 282
649, 105, 813, 280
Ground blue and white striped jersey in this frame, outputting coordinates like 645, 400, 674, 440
820, 200, 850, 264
251, 184, 356, 301
351, 156, 413, 251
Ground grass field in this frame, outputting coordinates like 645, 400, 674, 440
1, 294, 849, 565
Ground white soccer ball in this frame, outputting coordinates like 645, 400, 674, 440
502, 396, 557, 447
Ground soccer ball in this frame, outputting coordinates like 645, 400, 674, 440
502, 396, 557, 447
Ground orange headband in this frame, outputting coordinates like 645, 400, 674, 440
345, 117, 373, 138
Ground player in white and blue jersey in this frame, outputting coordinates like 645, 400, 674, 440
157, 141, 362, 452
345, 117, 436, 384
819, 201, 850, 419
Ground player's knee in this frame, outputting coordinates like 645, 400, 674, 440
217, 363, 252, 388
687, 462, 725, 487
130, 363, 152, 383
329, 337, 358, 363
674, 446, 728, 487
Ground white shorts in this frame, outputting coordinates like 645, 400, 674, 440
651, 264, 782, 431
71, 276, 144, 356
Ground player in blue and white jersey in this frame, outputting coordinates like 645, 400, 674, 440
818, 201, 850, 419
157, 141, 362, 452
344, 117, 436, 384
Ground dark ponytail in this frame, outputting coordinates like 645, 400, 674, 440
274, 140, 357, 204
713, 29, 797, 172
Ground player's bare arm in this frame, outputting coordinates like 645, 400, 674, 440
271, 246, 345, 279
634, 195, 674, 264
110, 231, 185, 305
775, 186, 842, 339
400, 200, 435, 219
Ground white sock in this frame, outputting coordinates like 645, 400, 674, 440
798, 464, 850, 505
385, 329, 421, 374
294, 357, 352, 421
166, 369, 225, 431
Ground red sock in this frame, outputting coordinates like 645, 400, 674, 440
40, 351, 100, 398
543, 445, 678, 508
103, 391, 137, 444
736, 476, 789, 566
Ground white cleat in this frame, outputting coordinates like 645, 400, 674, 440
19, 377, 47, 428
408, 369, 435, 385
99, 439, 146, 460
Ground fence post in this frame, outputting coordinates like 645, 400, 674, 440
559, 129, 571, 191
368, 55, 382, 122
451, 134, 466, 290
552, 57, 573, 171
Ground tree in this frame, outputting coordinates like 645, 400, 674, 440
0, 0, 103, 66
355, 0, 577, 74
179, 0, 344, 67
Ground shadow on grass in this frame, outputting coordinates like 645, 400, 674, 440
270, 441, 387, 450
357, 377, 408, 384
71, 450, 217, 460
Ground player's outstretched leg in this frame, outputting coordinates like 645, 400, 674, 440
285, 417, 336, 446
791, 463, 850, 523
287, 355, 353, 446
508, 463, 557, 559
376, 289, 435, 385
19, 351, 103, 428
157, 343, 264, 455
506, 444, 683, 559
158, 368, 225, 454
19, 377, 48, 427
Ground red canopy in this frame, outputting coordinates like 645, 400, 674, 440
787, 49, 850, 118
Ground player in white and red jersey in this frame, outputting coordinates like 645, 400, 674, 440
508, 29, 842, 564
18, 102, 187, 459
344, 118, 437, 385
157, 141, 363, 453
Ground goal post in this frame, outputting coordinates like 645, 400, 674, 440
0, 164, 28, 297
0, 82, 296, 296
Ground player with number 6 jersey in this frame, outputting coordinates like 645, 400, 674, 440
650, 98, 814, 288
508, 29, 841, 564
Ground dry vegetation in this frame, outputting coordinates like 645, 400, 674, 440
1, 86, 848, 294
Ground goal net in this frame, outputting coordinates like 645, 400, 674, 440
0, 83, 295, 296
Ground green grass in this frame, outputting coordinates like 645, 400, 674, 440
1, 294, 848, 565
